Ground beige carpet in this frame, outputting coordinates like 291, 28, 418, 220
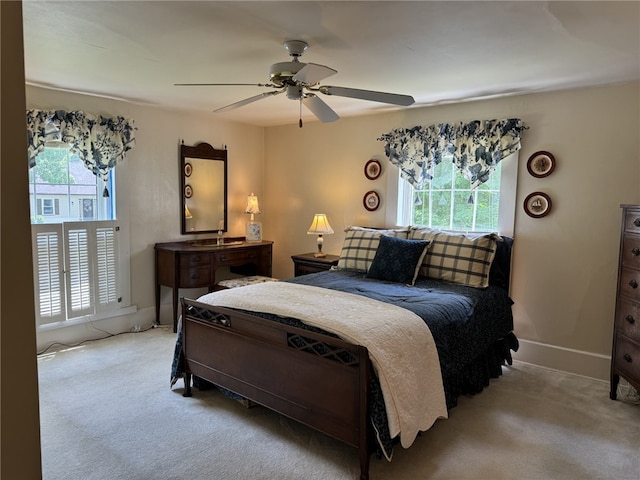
38, 327, 640, 480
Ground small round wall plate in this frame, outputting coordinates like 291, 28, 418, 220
524, 191, 552, 218
363, 190, 380, 211
184, 162, 192, 177
364, 159, 382, 180
184, 184, 193, 198
527, 151, 556, 178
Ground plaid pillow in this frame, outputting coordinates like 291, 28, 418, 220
337, 226, 409, 272
409, 228, 499, 288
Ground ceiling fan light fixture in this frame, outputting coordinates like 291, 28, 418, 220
286, 84, 303, 100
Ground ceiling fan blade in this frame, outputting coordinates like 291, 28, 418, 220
293, 63, 337, 85
175, 83, 275, 87
319, 85, 415, 106
214, 90, 283, 113
302, 94, 339, 123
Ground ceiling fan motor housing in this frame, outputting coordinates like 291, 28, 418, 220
269, 61, 305, 87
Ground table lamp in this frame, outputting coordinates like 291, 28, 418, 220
307, 214, 334, 257
245, 193, 262, 242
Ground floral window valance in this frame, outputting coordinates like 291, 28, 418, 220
26, 109, 136, 181
378, 118, 527, 189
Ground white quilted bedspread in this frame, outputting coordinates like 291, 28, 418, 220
196, 281, 448, 449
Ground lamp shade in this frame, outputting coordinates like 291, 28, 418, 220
244, 193, 261, 215
307, 214, 334, 235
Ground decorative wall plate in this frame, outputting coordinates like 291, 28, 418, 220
184, 162, 192, 177
524, 191, 552, 218
364, 159, 382, 180
363, 190, 380, 211
184, 184, 193, 198
527, 151, 556, 178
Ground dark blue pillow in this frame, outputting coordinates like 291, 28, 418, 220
366, 235, 430, 285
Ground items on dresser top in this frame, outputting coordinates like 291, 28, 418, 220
611, 205, 640, 399
155, 239, 273, 332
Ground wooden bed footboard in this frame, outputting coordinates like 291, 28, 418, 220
181, 298, 373, 480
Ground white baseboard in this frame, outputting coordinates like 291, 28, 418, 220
513, 338, 611, 382
36, 305, 161, 353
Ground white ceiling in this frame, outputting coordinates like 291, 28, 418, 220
22, 1, 640, 127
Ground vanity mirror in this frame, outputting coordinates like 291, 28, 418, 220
180, 141, 227, 235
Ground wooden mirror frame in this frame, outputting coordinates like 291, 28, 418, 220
180, 141, 228, 235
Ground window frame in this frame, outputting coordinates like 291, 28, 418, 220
29, 153, 132, 331
387, 152, 519, 236
29, 143, 114, 224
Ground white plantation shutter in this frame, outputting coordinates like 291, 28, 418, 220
32, 220, 121, 326
32, 225, 65, 325
95, 224, 119, 311
64, 224, 93, 317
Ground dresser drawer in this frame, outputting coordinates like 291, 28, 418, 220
621, 234, 640, 269
180, 253, 210, 267
179, 266, 211, 287
615, 298, 640, 342
214, 249, 258, 266
623, 208, 640, 234
618, 267, 640, 302
613, 333, 640, 382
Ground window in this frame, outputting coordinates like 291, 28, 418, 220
38, 198, 59, 216
396, 153, 518, 235
29, 145, 130, 329
29, 144, 113, 224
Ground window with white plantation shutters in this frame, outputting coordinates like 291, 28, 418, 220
32, 220, 121, 326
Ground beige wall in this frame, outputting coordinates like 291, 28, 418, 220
24, 81, 640, 380
26, 85, 265, 349
29, 81, 639, 379
264, 82, 640, 380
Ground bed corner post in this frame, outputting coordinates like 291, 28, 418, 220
358, 345, 371, 480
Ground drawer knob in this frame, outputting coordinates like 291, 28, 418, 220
634, 218, 640, 227
623, 353, 633, 363
632, 247, 640, 257
220, 255, 226, 261
625, 314, 636, 325
191, 273, 200, 280
629, 279, 639, 289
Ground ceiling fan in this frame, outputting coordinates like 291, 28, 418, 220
175, 40, 415, 127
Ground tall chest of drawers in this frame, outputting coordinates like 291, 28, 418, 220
611, 205, 640, 399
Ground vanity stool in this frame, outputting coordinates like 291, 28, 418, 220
216, 275, 278, 290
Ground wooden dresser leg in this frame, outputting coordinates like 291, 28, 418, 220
610, 373, 620, 400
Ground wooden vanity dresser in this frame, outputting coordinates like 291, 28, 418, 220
611, 205, 640, 399
155, 239, 273, 331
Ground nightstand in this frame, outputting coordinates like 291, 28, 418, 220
291, 253, 340, 276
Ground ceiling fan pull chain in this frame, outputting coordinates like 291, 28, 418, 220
299, 100, 303, 128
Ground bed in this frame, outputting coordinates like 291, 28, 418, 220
170, 226, 518, 480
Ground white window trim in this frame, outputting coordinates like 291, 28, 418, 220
386, 152, 519, 236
